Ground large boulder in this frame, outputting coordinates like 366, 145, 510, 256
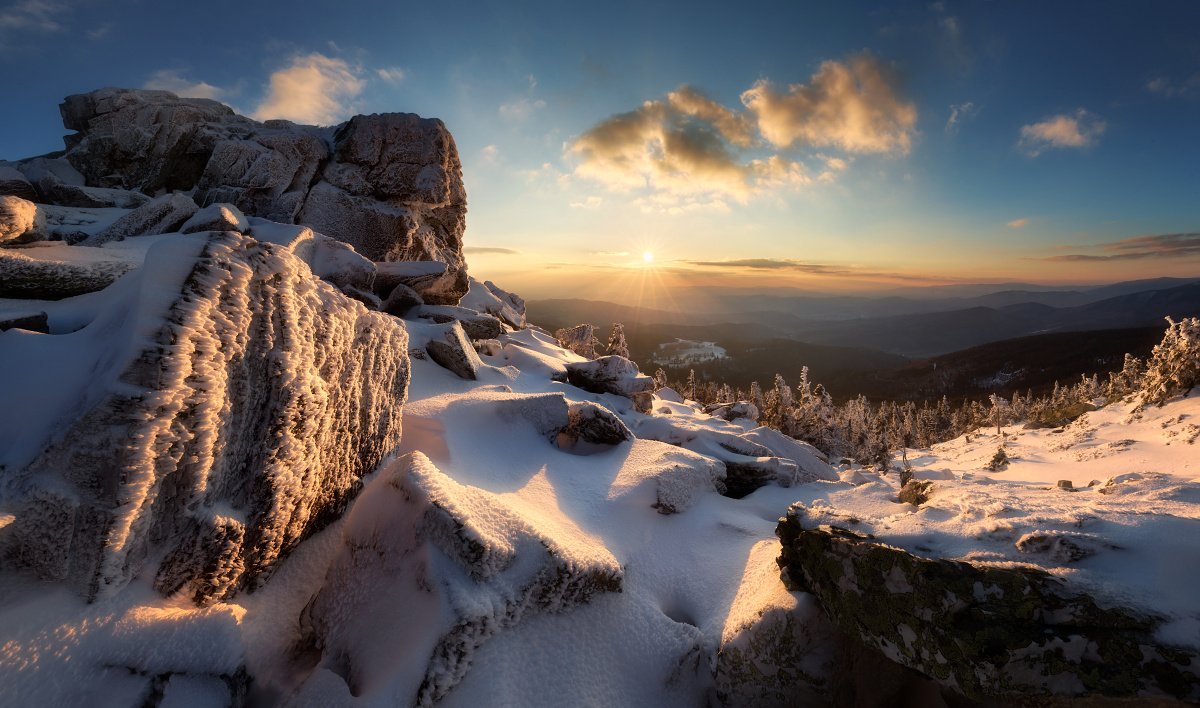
26, 88, 468, 301
0, 231, 410, 603
297, 452, 622, 705
776, 505, 1200, 702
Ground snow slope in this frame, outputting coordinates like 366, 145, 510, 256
1, 239, 1198, 704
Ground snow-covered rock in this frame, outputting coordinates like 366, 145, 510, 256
0, 231, 410, 603
0, 195, 46, 244
373, 259, 462, 305
0, 164, 37, 201
411, 304, 503, 340
565, 355, 654, 412
0, 309, 48, 333
296, 451, 623, 705
425, 320, 484, 380
381, 282, 424, 317
559, 400, 634, 448
83, 192, 197, 246
0, 241, 142, 299
179, 202, 248, 234
459, 277, 526, 328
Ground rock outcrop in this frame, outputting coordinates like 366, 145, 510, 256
776, 505, 1200, 702
0, 231, 410, 603
297, 452, 622, 705
15, 88, 468, 301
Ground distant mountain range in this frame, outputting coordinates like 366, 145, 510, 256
529, 278, 1200, 358
527, 277, 1200, 400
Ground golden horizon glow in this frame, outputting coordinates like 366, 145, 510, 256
643, 250, 654, 263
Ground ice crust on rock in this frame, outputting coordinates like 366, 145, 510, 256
297, 451, 623, 706
0, 231, 410, 603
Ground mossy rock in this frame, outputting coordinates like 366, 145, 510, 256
776, 505, 1200, 702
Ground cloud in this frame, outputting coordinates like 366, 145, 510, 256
144, 70, 223, 100
685, 257, 944, 282
0, 0, 64, 32
568, 97, 752, 202
569, 196, 603, 209
591, 250, 630, 257
376, 67, 406, 84
567, 54, 915, 210
1018, 109, 1105, 156
86, 22, 112, 39
253, 53, 365, 125
463, 246, 520, 255
944, 101, 977, 134
1041, 232, 1200, 262
1007, 218, 1029, 229
1146, 74, 1200, 99
666, 86, 755, 148
739, 54, 918, 154
499, 97, 546, 121
479, 144, 499, 164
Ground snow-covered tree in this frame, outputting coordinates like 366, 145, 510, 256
686, 369, 698, 401
1141, 317, 1200, 406
606, 322, 630, 359
653, 368, 669, 391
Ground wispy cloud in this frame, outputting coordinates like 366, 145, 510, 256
1146, 74, 1200, 99
569, 196, 603, 209
0, 0, 65, 32
464, 246, 520, 255
499, 97, 546, 120
686, 257, 945, 282
253, 52, 365, 125
1007, 218, 1029, 229
144, 70, 224, 100
1018, 109, 1105, 156
1040, 232, 1200, 261
375, 67, 406, 84
945, 101, 977, 134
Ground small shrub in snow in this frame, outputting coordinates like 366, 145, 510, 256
986, 447, 1009, 471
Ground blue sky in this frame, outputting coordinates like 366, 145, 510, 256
2, 0, 1198, 297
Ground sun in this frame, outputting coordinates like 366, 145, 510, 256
642, 250, 654, 264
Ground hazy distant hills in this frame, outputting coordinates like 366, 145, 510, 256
527, 277, 1200, 400
529, 278, 1200, 358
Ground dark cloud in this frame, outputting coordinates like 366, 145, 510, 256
1041, 233, 1200, 262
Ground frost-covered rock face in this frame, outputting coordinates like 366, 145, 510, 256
0, 195, 45, 244
34, 88, 469, 301
555, 323, 600, 359
297, 452, 623, 705
1, 231, 410, 604
776, 506, 1200, 702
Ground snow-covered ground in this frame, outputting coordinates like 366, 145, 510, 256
1, 228, 1198, 705
2, 286, 1197, 704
